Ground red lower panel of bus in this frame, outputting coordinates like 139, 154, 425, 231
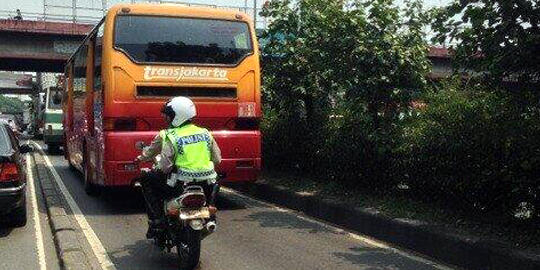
102, 130, 261, 186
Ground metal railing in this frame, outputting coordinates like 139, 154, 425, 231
0, 10, 101, 24
0, 0, 269, 28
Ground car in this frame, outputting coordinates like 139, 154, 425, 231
0, 123, 32, 227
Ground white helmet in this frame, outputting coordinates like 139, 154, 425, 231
162, 96, 196, 127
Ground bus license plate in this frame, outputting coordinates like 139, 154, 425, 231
179, 208, 210, 220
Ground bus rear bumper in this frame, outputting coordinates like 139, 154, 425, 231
102, 130, 261, 186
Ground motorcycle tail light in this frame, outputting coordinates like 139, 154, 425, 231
180, 194, 206, 208
208, 206, 218, 216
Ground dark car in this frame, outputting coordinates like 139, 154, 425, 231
0, 123, 32, 227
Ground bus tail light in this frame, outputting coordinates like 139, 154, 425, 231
0, 162, 19, 182
103, 118, 150, 131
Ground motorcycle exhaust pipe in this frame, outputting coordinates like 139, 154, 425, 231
202, 221, 217, 239
206, 221, 217, 233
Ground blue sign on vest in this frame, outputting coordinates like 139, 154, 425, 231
176, 133, 210, 147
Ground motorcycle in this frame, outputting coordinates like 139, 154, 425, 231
134, 141, 220, 270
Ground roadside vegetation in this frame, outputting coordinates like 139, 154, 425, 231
0, 95, 25, 114
260, 0, 540, 248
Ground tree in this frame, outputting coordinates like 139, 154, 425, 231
261, 0, 431, 125
260, 0, 431, 182
431, 0, 540, 89
0, 95, 25, 114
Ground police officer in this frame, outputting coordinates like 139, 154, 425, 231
135, 96, 221, 238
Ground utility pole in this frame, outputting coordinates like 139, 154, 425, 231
253, 0, 257, 29
72, 0, 77, 23
102, 0, 107, 15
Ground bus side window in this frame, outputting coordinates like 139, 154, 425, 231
73, 44, 88, 99
94, 22, 104, 92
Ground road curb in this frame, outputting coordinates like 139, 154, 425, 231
30, 151, 93, 270
231, 182, 540, 270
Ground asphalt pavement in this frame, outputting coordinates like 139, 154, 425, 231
1, 145, 456, 270
43, 150, 453, 270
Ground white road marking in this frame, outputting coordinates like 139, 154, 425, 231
32, 143, 117, 270
220, 187, 455, 270
27, 154, 47, 270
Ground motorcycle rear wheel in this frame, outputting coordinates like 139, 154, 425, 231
176, 228, 201, 270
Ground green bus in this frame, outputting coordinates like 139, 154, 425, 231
43, 87, 63, 152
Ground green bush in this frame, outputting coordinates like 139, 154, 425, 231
0, 95, 25, 114
396, 81, 540, 219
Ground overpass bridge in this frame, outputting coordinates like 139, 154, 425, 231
0, 19, 93, 72
0, 1, 266, 73
0, 72, 35, 95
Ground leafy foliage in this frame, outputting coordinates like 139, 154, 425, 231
396, 80, 540, 219
431, 0, 540, 88
261, 0, 431, 187
260, 0, 540, 222
0, 95, 25, 114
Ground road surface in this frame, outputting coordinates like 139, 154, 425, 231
1, 146, 455, 270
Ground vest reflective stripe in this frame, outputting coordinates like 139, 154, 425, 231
161, 124, 216, 181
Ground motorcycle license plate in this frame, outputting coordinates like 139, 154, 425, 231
179, 207, 210, 220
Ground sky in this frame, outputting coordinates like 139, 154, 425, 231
1, 0, 452, 22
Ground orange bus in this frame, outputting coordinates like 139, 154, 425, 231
63, 3, 261, 194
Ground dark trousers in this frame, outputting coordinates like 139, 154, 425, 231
138, 170, 217, 222
138, 170, 175, 221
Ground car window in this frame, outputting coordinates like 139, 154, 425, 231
6, 127, 19, 152
0, 125, 13, 155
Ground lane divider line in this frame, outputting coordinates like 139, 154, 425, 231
27, 154, 47, 270
220, 187, 454, 270
32, 143, 117, 270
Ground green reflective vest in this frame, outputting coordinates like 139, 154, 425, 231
159, 124, 216, 181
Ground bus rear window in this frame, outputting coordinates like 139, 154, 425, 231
114, 15, 253, 65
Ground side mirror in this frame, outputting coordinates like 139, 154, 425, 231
20, 144, 34, 154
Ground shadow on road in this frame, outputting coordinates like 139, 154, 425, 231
215, 194, 248, 211
94, 189, 147, 215
0, 226, 13, 238
107, 239, 186, 270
